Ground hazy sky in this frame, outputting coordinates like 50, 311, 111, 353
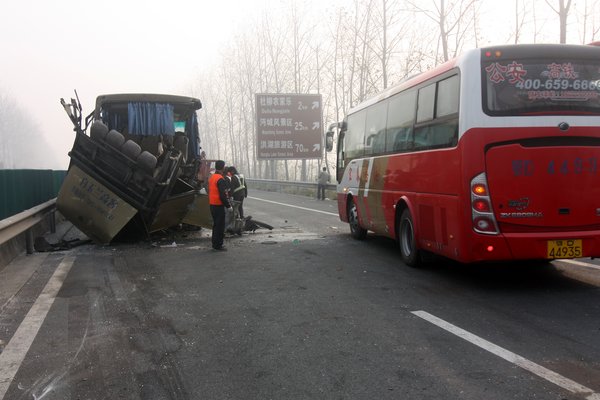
0, 0, 570, 169
1, 0, 272, 169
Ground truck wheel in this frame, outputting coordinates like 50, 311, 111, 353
348, 197, 367, 240
398, 208, 421, 267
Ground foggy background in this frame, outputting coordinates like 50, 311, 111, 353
0, 0, 596, 179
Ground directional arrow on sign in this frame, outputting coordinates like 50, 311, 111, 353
312, 122, 320, 130
312, 101, 319, 109
313, 143, 321, 152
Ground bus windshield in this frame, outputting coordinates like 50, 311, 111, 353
482, 51, 600, 116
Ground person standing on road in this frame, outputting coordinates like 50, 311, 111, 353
208, 160, 231, 251
227, 166, 248, 218
317, 166, 330, 200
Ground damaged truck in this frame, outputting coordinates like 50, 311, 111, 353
57, 93, 214, 244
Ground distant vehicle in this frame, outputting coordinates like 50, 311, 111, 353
57, 93, 213, 244
326, 44, 600, 266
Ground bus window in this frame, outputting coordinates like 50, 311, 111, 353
429, 120, 458, 148
365, 100, 388, 156
417, 84, 436, 123
434, 75, 459, 147
345, 110, 367, 160
437, 75, 459, 117
336, 130, 346, 182
414, 75, 459, 150
386, 90, 416, 152
482, 56, 600, 116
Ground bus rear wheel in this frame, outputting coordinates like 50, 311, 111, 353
348, 198, 367, 240
398, 208, 421, 267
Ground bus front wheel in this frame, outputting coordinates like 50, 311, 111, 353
398, 208, 421, 267
348, 198, 367, 240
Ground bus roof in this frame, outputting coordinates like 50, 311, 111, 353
347, 57, 460, 116
94, 93, 202, 118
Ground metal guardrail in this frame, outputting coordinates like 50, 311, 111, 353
0, 199, 57, 254
246, 178, 336, 192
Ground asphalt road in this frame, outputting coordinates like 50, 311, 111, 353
0, 189, 599, 400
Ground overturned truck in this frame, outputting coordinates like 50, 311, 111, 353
57, 93, 214, 244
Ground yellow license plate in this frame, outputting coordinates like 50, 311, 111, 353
547, 239, 582, 259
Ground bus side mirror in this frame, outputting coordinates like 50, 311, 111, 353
325, 131, 334, 152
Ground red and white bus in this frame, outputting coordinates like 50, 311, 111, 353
325, 44, 600, 266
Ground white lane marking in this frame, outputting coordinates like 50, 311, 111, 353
555, 259, 600, 271
0, 257, 75, 400
412, 310, 600, 400
249, 197, 339, 217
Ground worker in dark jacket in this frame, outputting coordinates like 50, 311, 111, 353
208, 160, 231, 251
227, 166, 248, 218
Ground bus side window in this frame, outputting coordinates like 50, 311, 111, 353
367, 130, 387, 154
416, 84, 436, 123
386, 90, 416, 153
432, 75, 459, 148
364, 100, 387, 156
413, 125, 433, 150
387, 129, 401, 150
389, 127, 412, 151
430, 120, 458, 148
336, 131, 346, 182
413, 75, 459, 150
437, 75, 459, 117
414, 119, 458, 150
345, 110, 367, 160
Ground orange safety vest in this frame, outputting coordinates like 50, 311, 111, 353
208, 173, 224, 205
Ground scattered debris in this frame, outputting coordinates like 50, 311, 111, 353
243, 216, 273, 233
34, 237, 91, 252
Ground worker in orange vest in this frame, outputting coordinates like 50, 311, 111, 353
208, 160, 232, 251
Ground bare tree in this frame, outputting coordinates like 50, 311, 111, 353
0, 92, 16, 168
194, 77, 220, 160
576, 0, 600, 43
545, 0, 572, 43
236, 31, 261, 177
512, 0, 528, 43
408, 0, 478, 63
369, 0, 409, 89
0, 90, 57, 169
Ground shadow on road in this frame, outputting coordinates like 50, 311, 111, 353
360, 232, 598, 293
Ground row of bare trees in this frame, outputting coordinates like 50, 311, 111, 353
0, 90, 56, 169
188, 0, 600, 181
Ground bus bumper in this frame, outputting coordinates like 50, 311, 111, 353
465, 231, 600, 263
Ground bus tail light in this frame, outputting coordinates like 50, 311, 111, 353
471, 173, 499, 235
473, 199, 490, 212
474, 216, 495, 232
472, 183, 487, 196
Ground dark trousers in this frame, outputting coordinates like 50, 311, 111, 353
233, 195, 244, 218
317, 184, 326, 200
210, 205, 226, 248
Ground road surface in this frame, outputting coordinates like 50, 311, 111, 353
0, 189, 598, 400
